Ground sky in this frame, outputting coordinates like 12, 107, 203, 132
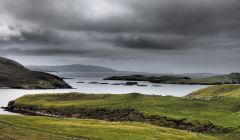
0, 0, 240, 74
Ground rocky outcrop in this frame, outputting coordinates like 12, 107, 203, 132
125, 82, 138, 86
0, 56, 71, 89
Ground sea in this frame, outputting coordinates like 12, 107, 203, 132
0, 72, 208, 114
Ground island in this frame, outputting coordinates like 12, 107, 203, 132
104, 73, 240, 85
0, 56, 71, 89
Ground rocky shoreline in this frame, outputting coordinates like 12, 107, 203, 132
3, 101, 235, 135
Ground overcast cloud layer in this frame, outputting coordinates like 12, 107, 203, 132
0, 0, 240, 73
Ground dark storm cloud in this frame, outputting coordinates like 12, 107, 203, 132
1, 0, 240, 73
20, 30, 64, 45
1, 0, 240, 34
0, 23, 66, 45
2, 48, 90, 56
112, 34, 189, 50
1, 0, 239, 51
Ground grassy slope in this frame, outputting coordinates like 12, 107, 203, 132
192, 73, 240, 84
12, 93, 240, 128
0, 115, 215, 140
186, 85, 240, 98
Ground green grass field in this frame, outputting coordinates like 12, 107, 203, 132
11, 91, 240, 128
0, 115, 216, 140
4, 85, 240, 139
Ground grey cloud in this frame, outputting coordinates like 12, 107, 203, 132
0, 23, 66, 45
1, 0, 239, 52
1, 48, 90, 56
20, 30, 63, 45
1, 0, 240, 73
1, 0, 240, 34
112, 34, 189, 50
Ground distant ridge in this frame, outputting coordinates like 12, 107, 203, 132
28, 64, 117, 72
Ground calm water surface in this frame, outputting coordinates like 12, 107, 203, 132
0, 72, 208, 114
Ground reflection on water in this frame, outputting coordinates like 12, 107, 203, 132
0, 72, 209, 114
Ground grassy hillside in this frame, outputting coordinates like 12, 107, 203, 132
186, 85, 240, 99
0, 56, 71, 89
104, 73, 240, 85
0, 115, 215, 140
7, 93, 240, 130
192, 73, 240, 85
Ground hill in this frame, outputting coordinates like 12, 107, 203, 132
186, 84, 240, 99
28, 64, 117, 72
104, 73, 240, 85
192, 73, 240, 84
0, 56, 71, 89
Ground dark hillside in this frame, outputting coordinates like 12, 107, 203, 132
0, 57, 71, 89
